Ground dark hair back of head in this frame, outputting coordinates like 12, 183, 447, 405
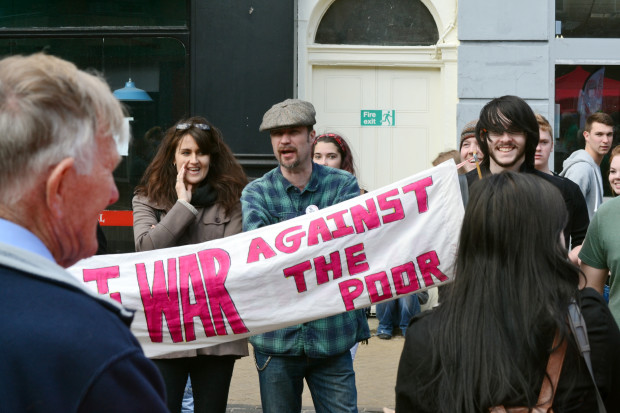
422, 172, 580, 412
475, 95, 540, 169
432, 149, 460, 166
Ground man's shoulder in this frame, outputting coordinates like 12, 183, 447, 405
595, 196, 620, 216
0, 266, 165, 412
243, 167, 280, 192
314, 163, 355, 180
310, 164, 358, 196
531, 168, 582, 195
561, 150, 596, 175
1, 266, 138, 352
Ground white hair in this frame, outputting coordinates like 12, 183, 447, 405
0, 53, 129, 206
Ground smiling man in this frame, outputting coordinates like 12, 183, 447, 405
459, 119, 483, 173
465, 95, 589, 263
241, 99, 370, 413
560, 112, 614, 219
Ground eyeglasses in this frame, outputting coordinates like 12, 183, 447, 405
486, 130, 525, 140
176, 123, 210, 131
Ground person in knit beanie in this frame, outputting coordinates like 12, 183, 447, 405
459, 119, 483, 173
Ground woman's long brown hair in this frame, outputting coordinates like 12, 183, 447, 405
135, 116, 248, 214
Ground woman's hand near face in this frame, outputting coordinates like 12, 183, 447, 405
175, 161, 193, 203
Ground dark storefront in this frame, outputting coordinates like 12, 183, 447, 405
0, 1, 294, 252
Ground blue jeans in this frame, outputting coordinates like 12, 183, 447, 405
181, 378, 193, 413
254, 350, 358, 413
376, 294, 420, 336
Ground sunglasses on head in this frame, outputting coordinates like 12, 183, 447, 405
176, 123, 210, 131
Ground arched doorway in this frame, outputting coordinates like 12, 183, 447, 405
300, 0, 458, 190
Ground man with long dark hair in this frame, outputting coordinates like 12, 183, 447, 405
465, 95, 589, 263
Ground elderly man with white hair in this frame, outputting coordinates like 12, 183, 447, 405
0, 53, 167, 412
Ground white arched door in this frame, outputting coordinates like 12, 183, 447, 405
301, 0, 458, 190
312, 65, 441, 190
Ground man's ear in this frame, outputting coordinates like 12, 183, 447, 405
45, 158, 75, 219
583, 130, 590, 142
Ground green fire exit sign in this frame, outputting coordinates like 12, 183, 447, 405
361, 110, 395, 126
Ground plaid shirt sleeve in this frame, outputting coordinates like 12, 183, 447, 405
334, 171, 360, 204
241, 178, 274, 232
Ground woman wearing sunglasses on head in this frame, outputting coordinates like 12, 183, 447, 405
132, 116, 249, 413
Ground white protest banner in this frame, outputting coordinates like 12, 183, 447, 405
68, 161, 464, 357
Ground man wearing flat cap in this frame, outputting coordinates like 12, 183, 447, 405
241, 98, 370, 412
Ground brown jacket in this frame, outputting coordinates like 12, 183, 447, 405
132, 195, 249, 358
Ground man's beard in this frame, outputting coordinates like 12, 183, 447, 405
280, 159, 301, 169
489, 146, 525, 169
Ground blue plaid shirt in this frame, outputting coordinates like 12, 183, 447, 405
241, 163, 370, 357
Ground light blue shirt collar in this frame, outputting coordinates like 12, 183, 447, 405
0, 218, 55, 262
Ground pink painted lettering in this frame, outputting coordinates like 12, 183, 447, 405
247, 237, 276, 263
275, 225, 306, 254
307, 217, 333, 246
391, 262, 421, 294
136, 260, 183, 343
365, 271, 393, 303
345, 243, 369, 275
339, 279, 365, 311
283, 260, 313, 293
416, 250, 448, 286
83, 266, 122, 303
313, 251, 342, 284
402, 176, 434, 213
350, 199, 381, 233
326, 209, 355, 238
377, 189, 405, 224
179, 254, 216, 341
198, 249, 248, 335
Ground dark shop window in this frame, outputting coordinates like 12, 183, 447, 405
315, 0, 439, 46
0, 36, 189, 253
554, 65, 620, 196
0, 0, 187, 28
556, 0, 620, 38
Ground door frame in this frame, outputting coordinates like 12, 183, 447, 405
298, 0, 459, 150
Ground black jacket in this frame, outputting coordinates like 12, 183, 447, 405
464, 164, 589, 249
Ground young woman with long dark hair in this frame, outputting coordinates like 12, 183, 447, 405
133, 116, 248, 413
312, 132, 357, 177
396, 172, 620, 412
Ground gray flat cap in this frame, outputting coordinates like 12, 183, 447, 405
259, 99, 316, 132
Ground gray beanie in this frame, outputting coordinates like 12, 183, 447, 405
259, 99, 316, 132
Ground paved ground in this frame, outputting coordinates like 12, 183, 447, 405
225, 316, 404, 412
